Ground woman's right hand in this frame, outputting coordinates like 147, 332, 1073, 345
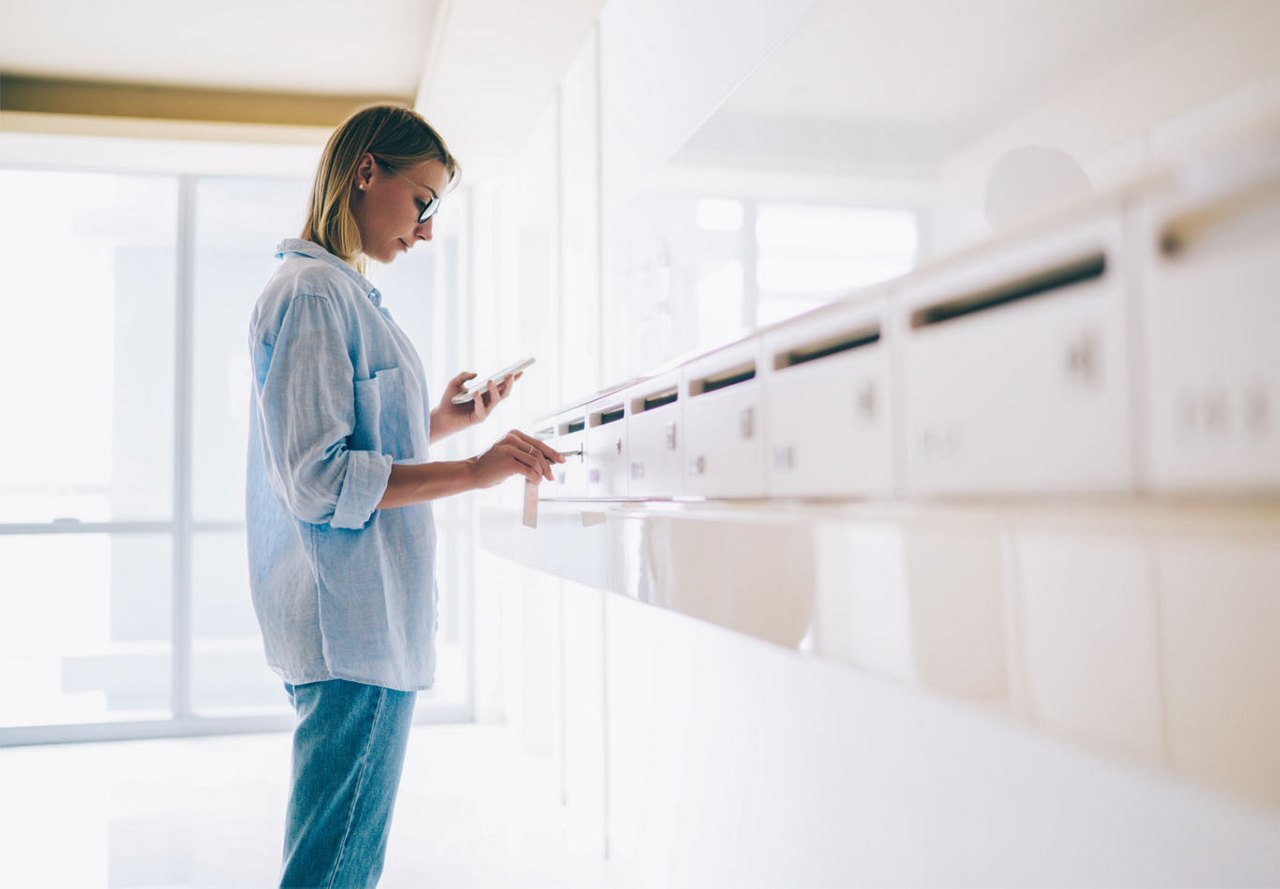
469, 429, 565, 488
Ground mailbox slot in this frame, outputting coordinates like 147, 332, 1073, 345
635, 386, 679, 413
774, 324, 880, 370
690, 362, 756, 396
911, 253, 1106, 330
591, 404, 625, 427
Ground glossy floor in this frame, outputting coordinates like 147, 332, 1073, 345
0, 725, 629, 888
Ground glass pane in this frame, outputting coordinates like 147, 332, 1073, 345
755, 203, 917, 326
191, 176, 310, 523
610, 193, 748, 377
0, 170, 177, 523
0, 533, 172, 726
190, 531, 288, 715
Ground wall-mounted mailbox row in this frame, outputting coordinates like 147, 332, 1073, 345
535, 162, 1280, 500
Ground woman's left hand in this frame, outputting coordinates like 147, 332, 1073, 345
432, 370, 522, 440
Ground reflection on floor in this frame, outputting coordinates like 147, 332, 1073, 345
0, 725, 629, 888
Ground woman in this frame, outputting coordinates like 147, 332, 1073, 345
245, 104, 564, 888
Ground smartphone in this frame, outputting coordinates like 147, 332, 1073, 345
451, 357, 536, 404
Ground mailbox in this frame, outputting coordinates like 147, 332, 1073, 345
1137, 167, 1280, 492
898, 203, 1133, 494
763, 293, 894, 498
681, 337, 766, 499
540, 410, 588, 499
626, 370, 684, 498
585, 393, 630, 498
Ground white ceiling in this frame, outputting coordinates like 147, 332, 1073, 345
416, 0, 604, 159
684, 0, 1213, 173
0, 0, 438, 95
0, 0, 605, 159
723, 0, 1207, 127
1, 0, 1246, 167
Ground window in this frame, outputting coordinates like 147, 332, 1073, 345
0, 150, 473, 742
0, 170, 178, 731
610, 192, 918, 377
755, 203, 917, 325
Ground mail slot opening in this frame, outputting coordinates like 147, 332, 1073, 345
535, 426, 555, 439
590, 405, 625, 427
559, 417, 586, 435
690, 362, 756, 397
633, 386, 678, 414
910, 252, 1107, 329
1159, 177, 1280, 259
774, 324, 881, 370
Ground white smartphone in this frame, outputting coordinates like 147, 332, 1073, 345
451, 357, 536, 404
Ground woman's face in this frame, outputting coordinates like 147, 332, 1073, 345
351, 153, 451, 264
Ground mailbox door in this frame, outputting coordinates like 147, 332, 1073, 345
1139, 173, 1280, 492
900, 209, 1132, 494
764, 301, 893, 498
683, 342, 766, 499
627, 375, 683, 498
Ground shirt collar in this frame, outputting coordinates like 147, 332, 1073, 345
276, 238, 382, 306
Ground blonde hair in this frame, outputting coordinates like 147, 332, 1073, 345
303, 104, 460, 274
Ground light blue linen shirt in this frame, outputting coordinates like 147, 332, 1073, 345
246, 238, 438, 691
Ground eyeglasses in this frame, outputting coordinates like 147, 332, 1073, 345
374, 158, 441, 224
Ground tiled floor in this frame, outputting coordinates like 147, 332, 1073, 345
0, 724, 630, 888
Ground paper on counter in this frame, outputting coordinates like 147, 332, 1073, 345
522, 478, 538, 528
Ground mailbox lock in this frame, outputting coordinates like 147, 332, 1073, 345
774, 445, 796, 470
1245, 383, 1268, 436
689, 454, 706, 476
1066, 330, 1100, 385
615, 436, 622, 455
856, 382, 877, 420
739, 407, 755, 440
1202, 387, 1228, 433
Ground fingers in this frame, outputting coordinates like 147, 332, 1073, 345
495, 372, 520, 398
499, 442, 555, 482
511, 439, 553, 481
496, 444, 543, 483
503, 429, 566, 466
450, 371, 477, 395
497, 432, 558, 480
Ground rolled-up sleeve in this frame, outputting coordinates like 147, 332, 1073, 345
253, 294, 392, 529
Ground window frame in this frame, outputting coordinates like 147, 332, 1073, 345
0, 134, 475, 745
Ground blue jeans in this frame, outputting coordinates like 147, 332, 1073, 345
280, 679, 418, 888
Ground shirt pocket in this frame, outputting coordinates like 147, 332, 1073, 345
352, 366, 429, 462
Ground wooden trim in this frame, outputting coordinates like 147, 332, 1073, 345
0, 74, 411, 128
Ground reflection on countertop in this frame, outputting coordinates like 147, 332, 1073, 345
481, 499, 1280, 814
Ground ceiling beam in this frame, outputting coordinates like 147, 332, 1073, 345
0, 74, 410, 128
